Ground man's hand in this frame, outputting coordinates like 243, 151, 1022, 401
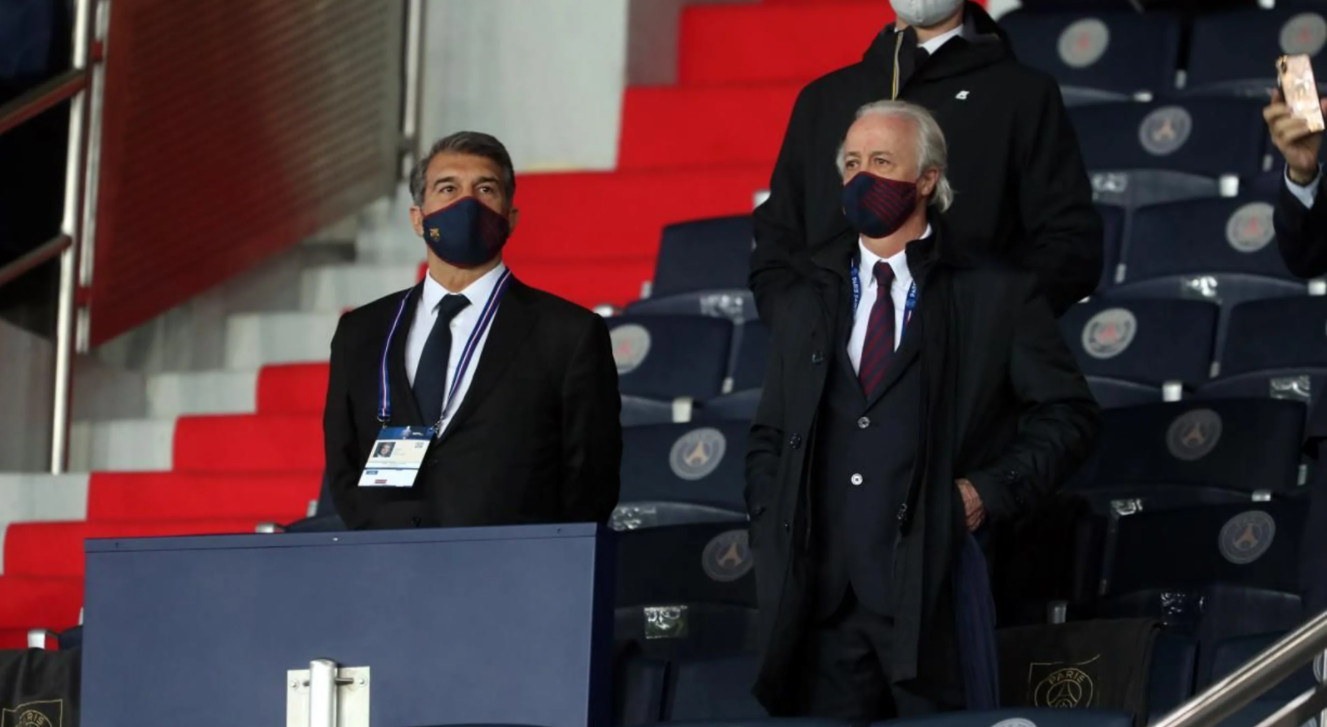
956, 478, 985, 532
1264, 89, 1327, 185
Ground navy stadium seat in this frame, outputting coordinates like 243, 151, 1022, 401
613, 422, 747, 530
1105, 500, 1306, 597
1000, 11, 1181, 104
1070, 399, 1306, 511
626, 290, 758, 324
620, 395, 680, 427
697, 389, 762, 423
1148, 632, 1199, 723
730, 321, 770, 392
1096, 585, 1304, 669
1204, 296, 1327, 413
1098, 203, 1125, 290
875, 709, 1133, 727
1123, 197, 1295, 284
1070, 99, 1270, 208
1197, 631, 1320, 726
1187, 8, 1327, 96
664, 654, 767, 722
608, 315, 733, 401
1059, 299, 1219, 394
614, 654, 668, 726
650, 215, 753, 298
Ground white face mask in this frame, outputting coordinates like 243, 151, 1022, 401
890, 0, 963, 29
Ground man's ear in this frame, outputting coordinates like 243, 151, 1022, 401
918, 168, 940, 199
508, 207, 521, 234
410, 206, 425, 238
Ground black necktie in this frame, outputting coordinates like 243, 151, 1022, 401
413, 293, 471, 423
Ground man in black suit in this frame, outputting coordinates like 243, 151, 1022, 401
745, 101, 1099, 720
1263, 91, 1327, 614
323, 131, 622, 530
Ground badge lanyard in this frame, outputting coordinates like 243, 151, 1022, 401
377, 268, 513, 428
850, 255, 917, 336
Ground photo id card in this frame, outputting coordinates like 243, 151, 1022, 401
357, 426, 435, 488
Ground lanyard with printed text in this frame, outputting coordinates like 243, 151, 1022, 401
377, 268, 513, 427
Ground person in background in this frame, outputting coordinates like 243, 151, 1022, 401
1262, 90, 1327, 615
753, 0, 1101, 320
745, 100, 1099, 721
323, 131, 622, 530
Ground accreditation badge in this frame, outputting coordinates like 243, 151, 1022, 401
357, 426, 435, 488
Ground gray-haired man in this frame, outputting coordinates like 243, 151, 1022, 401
745, 101, 1099, 719
323, 131, 621, 530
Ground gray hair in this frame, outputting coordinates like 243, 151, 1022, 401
835, 100, 955, 213
410, 131, 517, 205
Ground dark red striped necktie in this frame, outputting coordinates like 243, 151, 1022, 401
858, 260, 896, 397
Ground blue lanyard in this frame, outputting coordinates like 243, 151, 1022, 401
377, 269, 513, 425
850, 255, 917, 334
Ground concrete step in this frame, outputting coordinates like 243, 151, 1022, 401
146, 370, 258, 418
68, 419, 174, 472
224, 312, 341, 369
300, 263, 420, 312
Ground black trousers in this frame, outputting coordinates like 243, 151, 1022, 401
794, 589, 939, 723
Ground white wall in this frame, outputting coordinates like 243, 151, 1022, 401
420, 0, 631, 172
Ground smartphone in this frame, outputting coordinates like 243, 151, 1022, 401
1278, 54, 1326, 133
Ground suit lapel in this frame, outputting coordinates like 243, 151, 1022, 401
387, 284, 427, 427
863, 316, 922, 409
436, 277, 537, 443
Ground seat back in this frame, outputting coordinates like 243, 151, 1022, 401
626, 290, 757, 324
1188, 8, 1327, 95
730, 321, 770, 392
1060, 299, 1219, 387
616, 422, 748, 528
1148, 632, 1199, 722
652, 215, 753, 297
664, 654, 767, 722
995, 618, 1160, 715
1223, 296, 1327, 377
615, 523, 756, 608
876, 708, 1134, 727
1071, 399, 1306, 495
1124, 197, 1293, 283
608, 315, 733, 400
1098, 203, 1125, 290
697, 389, 762, 423
1000, 11, 1181, 100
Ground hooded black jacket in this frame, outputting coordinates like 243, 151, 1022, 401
752, 2, 1101, 316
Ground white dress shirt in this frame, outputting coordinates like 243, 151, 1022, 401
847, 226, 930, 374
404, 261, 507, 435
1286, 163, 1322, 210
919, 25, 965, 55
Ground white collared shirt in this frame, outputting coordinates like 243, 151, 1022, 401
404, 261, 507, 435
919, 25, 965, 55
1286, 163, 1322, 210
847, 226, 930, 374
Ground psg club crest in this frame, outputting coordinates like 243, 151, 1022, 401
609, 324, 651, 375
669, 427, 727, 481
1080, 308, 1137, 360
1165, 408, 1223, 462
701, 529, 752, 583
1058, 18, 1109, 69
1218, 510, 1277, 565
1225, 202, 1275, 254
1280, 12, 1327, 56
1138, 106, 1192, 157
1028, 658, 1099, 709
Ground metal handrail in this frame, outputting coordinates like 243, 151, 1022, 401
1153, 608, 1327, 727
0, 234, 71, 289
0, 69, 86, 137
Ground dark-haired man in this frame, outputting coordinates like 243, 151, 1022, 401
323, 131, 622, 530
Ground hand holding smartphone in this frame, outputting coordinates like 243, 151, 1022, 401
1278, 54, 1325, 133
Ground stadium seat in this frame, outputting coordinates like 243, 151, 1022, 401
1221, 296, 1327, 378
3, 519, 276, 577
1187, 7, 1327, 96
614, 422, 748, 530
621, 396, 685, 427
85, 471, 319, 521
878, 709, 1133, 727
618, 85, 797, 170
999, 11, 1181, 103
729, 321, 771, 393
1059, 299, 1219, 393
664, 654, 766, 721
1105, 500, 1306, 597
627, 290, 757, 324
1098, 203, 1125, 290
1070, 99, 1270, 208
1148, 632, 1200, 722
1122, 197, 1295, 285
1069, 399, 1306, 511
1198, 631, 1320, 726
615, 523, 758, 663
1097, 585, 1304, 655
649, 216, 754, 298
614, 654, 668, 726
697, 389, 762, 423
0, 576, 82, 640
608, 315, 733, 401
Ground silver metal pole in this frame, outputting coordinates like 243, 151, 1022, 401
400, 0, 424, 178
1154, 608, 1327, 727
50, 0, 95, 474
307, 659, 338, 727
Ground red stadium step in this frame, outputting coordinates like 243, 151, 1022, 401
508, 256, 657, 309
618, 83, 800, 170
511, 167, 769, 263
87, 471, 320, 521
173, 414, 321, 472
0, 576, 82, 631
257, 364, 330, 415
679, 3, 893, 84
3, 519, 279, 577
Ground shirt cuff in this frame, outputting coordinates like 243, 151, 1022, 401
1285, 164, 1322, 209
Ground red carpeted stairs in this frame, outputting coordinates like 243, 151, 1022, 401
4, 0, 992, 647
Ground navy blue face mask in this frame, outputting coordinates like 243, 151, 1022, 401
420, 197, 511, 267
841, 171, 919, 239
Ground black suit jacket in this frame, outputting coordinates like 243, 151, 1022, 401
1275, 175, 1327, 280
744, 221, 1099, 713
323, 276, 622, 530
